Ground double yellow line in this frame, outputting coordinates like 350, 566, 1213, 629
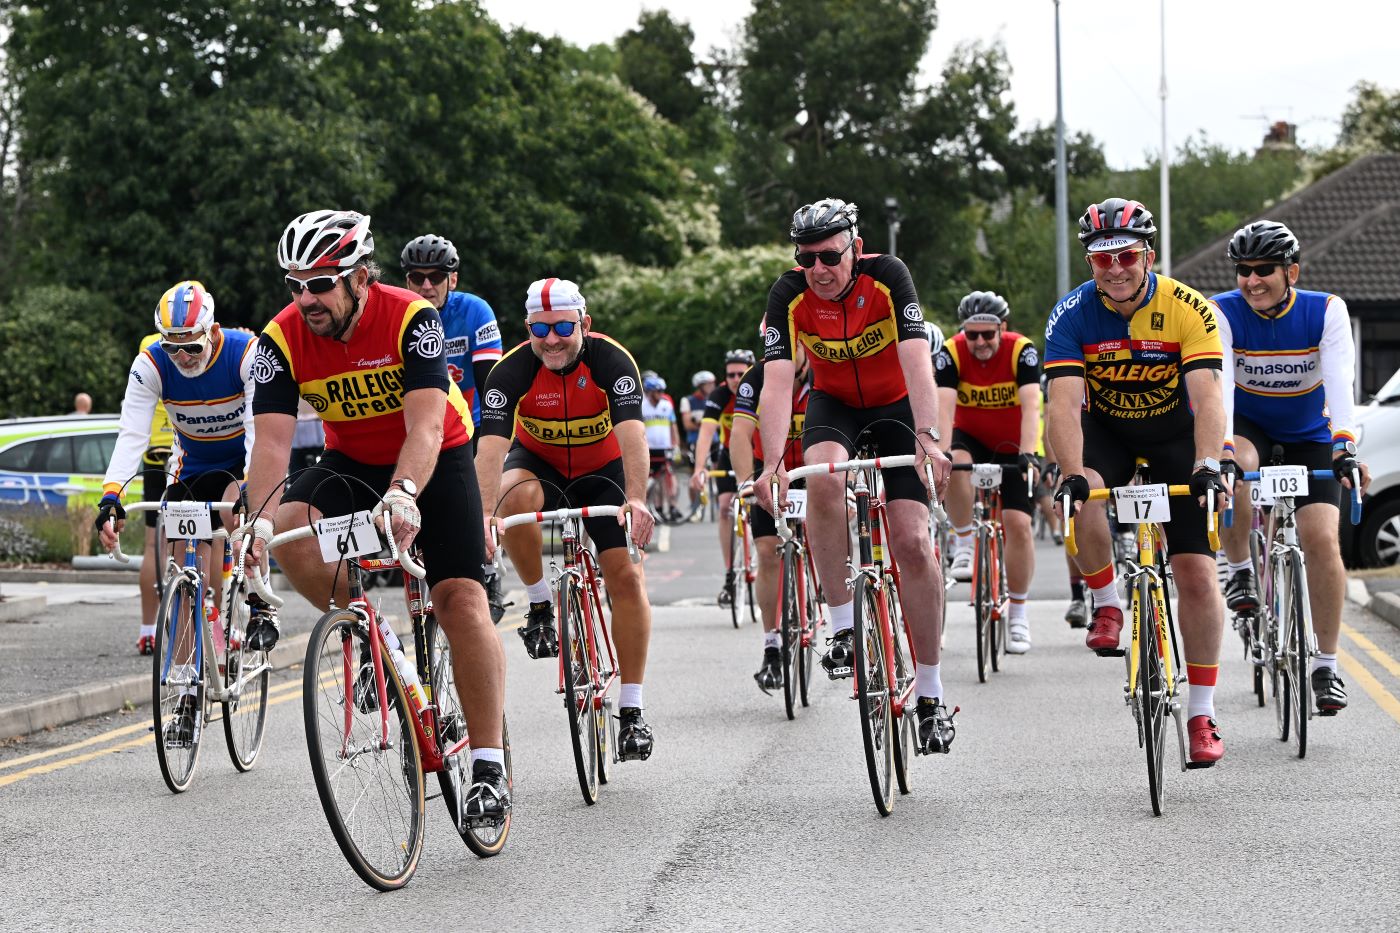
1339, 622, 1400, 724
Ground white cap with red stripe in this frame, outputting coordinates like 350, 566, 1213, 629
525, 277, 586, 314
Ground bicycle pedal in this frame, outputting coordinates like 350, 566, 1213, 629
1094, 648, 1126, 658
825, 666, 853, 680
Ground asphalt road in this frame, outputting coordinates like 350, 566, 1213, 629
4, 529, 1400, 930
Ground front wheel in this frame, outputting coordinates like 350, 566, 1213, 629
152, 574, 205, 793
1281, 554, 1310, 758
887, 574, 914, 797
559, 578, 601, 804
973, 527, 993, 683
220, 574, 269, 772
1138, 577, 1168, 817
779, 543, 800, 720
852, 575, 895, 816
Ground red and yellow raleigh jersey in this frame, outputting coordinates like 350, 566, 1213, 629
934, 330, 1040, 453
700, 383, 739, 448
762, 254, 926, 409
252, 282, 471, 465
732, 364, 810, 471
478, 333, 644, 478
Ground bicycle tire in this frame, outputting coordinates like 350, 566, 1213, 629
426, 613, 513, 857
559, 576, 601, 805
1138, 575, 1167, 817
725, 508, 741, 629
887, 575, 915, 797
742, 516, 758, 625
1269, 553, 1291, 744
1284, 553, 1309, 758
974, 526, 992, 683
220, 573, 269, 772
303, 609, 424, 891
152, 574, 205, 793
798, 544, 820, 707
990, 526, 1004, 673
852, 575, 895, 816
582, 564, 613, 786
780, 541, 800, 720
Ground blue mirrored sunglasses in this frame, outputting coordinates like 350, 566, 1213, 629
528, 320, 578, 338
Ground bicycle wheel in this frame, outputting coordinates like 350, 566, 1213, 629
303, 609, 424, 891
152, 573, 205, 793
743, 520, 759, 625
220, 574, 269, 772
645, 475, 666, 523
887, 575, 915, 797
583, 570, 613, 786
852, 575, 895, 816
779, 541, 800, 720
989, 527, 1004, 673
559, 577, 601, 805
726, 512, 741, 629
1137, 576, 1168, 817
973, 527, 992, 683
798, 545, 821, 707
1281, 553, 1309, 758
1269, 554, 1291, 743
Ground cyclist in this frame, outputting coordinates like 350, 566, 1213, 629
1045, 197, 1230, 766
243, 210, 510, 825
681, 370, 715, 455
122, 333, 176, 655
642, 373, 682, 521
754, 198, 956, 754
1041, 417, 1088, 627
95, 281, 265, 739
730, 346, 811, 690
935, 291, 1042, 654
476, 277, 658, 762
1212, 220, 1370, 715
690, 349, 756, 606
400, 233, 510, 622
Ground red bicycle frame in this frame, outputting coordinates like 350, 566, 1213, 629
555, 525, 619, 713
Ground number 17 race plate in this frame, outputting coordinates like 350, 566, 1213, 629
1113, 483, 1170, 523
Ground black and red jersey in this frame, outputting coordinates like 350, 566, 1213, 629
762, 254, 926, 409
700, 383, 738, 447
934, 330, 1040, 453
478, 333, 643, 478
732, 364, 810, 471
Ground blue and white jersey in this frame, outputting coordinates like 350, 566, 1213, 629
440, 291, 503, 427
1212, 288, 1356, 446
104, 329, 257, 493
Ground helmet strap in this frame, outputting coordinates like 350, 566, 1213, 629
332, 274, 363, 342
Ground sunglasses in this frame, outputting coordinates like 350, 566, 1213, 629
964, 330, 998, 342
794, 240, 853, 268
285, 267, 353, 297
1234, 262, 1282, 278
160, 335, 209, 356
405, 269, 450, 287
1086, 247, 1146, 271
725, 370, 746, 379
528, 320, 578, 339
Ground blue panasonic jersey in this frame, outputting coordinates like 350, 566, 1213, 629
439, 291, 503, 426
1211, 287, 1357, 446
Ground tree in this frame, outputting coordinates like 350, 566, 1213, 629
0, 286, 124, 417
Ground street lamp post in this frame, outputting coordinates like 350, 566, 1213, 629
1054, 0, 1069, 296
885, 196, 901, 257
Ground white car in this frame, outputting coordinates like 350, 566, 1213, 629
1347, 368, 1400, 566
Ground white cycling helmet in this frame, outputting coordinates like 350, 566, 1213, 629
278, 210, 374, 271
692, 370, 715, 388
925, 321, 945, 357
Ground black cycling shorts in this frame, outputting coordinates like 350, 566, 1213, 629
1232, 413, 1340, 510
282, 444, 485, 589
803, 389, 928, 504
501, 445, 630, 554
163, 467, 244, 532
951, 430, 1033, 516
648, 449, 671, 475
712, 447, 738, 495
140, 450, 171, 529
1081, 415, 1213, 557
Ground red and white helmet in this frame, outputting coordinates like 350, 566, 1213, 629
277, 210, 374, 271
525, 277, 586, 314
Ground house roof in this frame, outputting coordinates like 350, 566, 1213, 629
1173, 152, 1400, 303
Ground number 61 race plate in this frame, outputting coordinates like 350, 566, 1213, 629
315, 511, 379, 562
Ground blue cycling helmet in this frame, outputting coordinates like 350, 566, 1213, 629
643, 375, 666, 392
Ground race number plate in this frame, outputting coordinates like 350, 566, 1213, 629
783, 489, 808, 521
315, 511, 379, 562
1250, 481, 1274, 508
1114, 483, 1171, 523
163, 501, 213, 540
972, 464, 1003, 489
1259, 465, 1308, 500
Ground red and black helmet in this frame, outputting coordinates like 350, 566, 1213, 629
1077, 198, 1157, 249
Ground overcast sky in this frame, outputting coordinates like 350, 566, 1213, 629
480, 0, 1400, 169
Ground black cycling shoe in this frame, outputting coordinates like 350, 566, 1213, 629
1064, 598, 1088, 629
617, 706, 654, 761
244, 597, 280, 651
820, 628, 854, 679
1224, 569, 1260, 613
485, 573, 513, 626
916, 696, 956, 754
463, 760, 511, 827
754, 646, 782, 694
518, 601, 559, 659
717, 572, 736, 608
1312, 667, 1348, 715
163, 695, 199, 748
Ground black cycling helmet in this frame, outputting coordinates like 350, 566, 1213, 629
957, 291, 1010, 324
790, 198, 859, 244
724, 348, 755, 366
1227, 220, 1300, 265
400, 234, 460, 271
1077, 197, 1157, 249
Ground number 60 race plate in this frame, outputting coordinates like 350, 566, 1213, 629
315, 511, 379, 562
162, 501, 213, 540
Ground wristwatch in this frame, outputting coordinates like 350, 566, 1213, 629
919, 426, 942, 443
389, 478, 418, 499
1333, 440, 1357, 456
1192, 457, 1221, 473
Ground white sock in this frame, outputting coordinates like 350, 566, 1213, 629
620, 683, 644, 710
1227, 558, 1252, 574
1091, 583, 1122, 613
953, 527, 972, 554
915, 662, 944, 701
1008, 591, 1029, 622
764, 631, 781, 649
140, 624, 155, 638
525, 578, 551, 604
1312, 652, 1338, 675
829, 601, 854, 635
1187, 683, 1216, 720
470, 747, 505, 767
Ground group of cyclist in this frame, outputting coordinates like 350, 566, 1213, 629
94, 187, 1370, 832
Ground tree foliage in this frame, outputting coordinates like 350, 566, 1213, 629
0, 286, 124, 418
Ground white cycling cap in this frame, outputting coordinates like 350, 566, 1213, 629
525, 277, 586, 314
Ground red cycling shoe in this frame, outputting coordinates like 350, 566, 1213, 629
1085, 606, 1124, 653
137, 634, 155, 656
1187, 715, 1224, 768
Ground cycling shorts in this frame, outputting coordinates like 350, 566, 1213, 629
803, 390, 927, 504
648, 449, 672, 474
1233, 413, 1340, 510
950, 429, 1032, 516
502, 445, 630, 554
163, 467, 244, 533
282, 444, 485, 589
712, 448, 737, 495
140, 449, 171, 529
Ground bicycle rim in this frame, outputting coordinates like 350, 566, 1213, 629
727, 518, 741, 629
780, 545, 799, 720
221, 576, 269, 772
152, 576, 204, 793
586, 572, 613, 786
1287, 556, 1309, 759
990, 530, 1003, 673
1138, 578, 1167, 817
974, 529, 991, 683
303, 609, 424, 891
1270, 556, 1291, 743
560, 580, 600, 804
798, 547, 820, 707
853, 576, 895, 816
887, 577, 914, 797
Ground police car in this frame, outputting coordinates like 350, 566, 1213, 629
0, 415, 121, 506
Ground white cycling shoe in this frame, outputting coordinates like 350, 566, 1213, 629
1006, 621, 1031, 655
949, 549, 973, 583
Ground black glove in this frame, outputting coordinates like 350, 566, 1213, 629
1055, 474, 1090, 514
1018, 452, 1041, 475
95, 493, 125, 532
1042, 462, 1061, 487
1189, 467, 1228, 510
1333, 454, 1360, 486
1220, 458, 1238, 488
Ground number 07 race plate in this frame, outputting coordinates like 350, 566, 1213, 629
315, 511, 379, 563
1113, 483, 1171, 523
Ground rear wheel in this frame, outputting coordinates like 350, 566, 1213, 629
152, 574, 205, 793
852, 575, 895, 816
220, 574, 269, 772
559, 578, 601, 804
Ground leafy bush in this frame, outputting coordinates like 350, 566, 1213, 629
0, 515, 41, 562
0, 286, 126, 417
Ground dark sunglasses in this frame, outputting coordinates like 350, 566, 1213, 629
964, 330, 998, 342
794, 240, 853, 268
405, 269, 450, 287
725, 370, 746, 379
1234, 262, 1282, 278
528, 320, 578, 338
1087, 247, 1146, 271
285, 268, 353, 297
160, 338, 208, 356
